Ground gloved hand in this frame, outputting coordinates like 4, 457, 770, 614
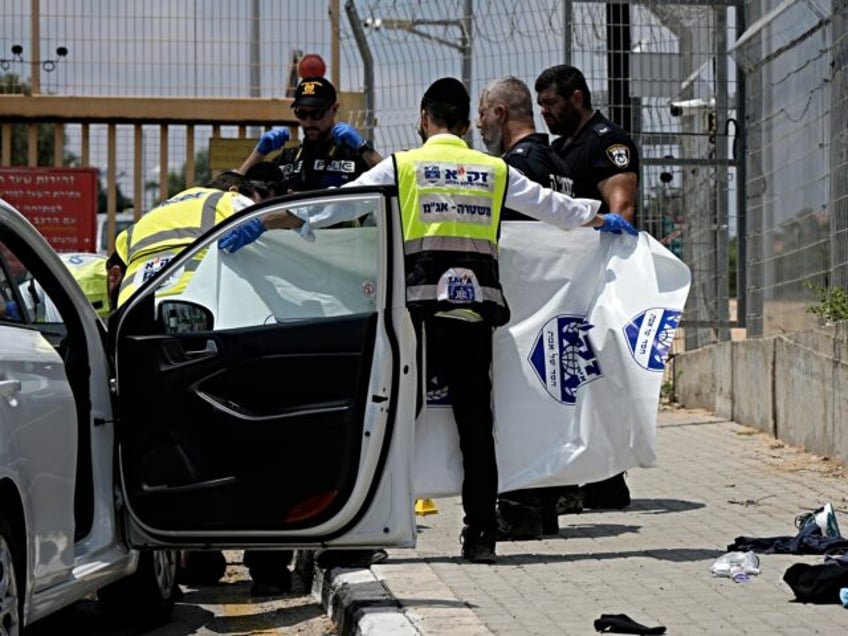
331, 123, 365, 150
595, 212, 638, 236
218, 218, 266, 253
256, 128, 290, 155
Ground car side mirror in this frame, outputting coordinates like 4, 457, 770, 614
157, 300, 213, 333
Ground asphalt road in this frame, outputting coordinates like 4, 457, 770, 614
27, 551, 336, 635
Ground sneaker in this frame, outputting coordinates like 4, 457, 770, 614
581, 473, 631, 510
796, 503, 841, 538
460, 526, 497, 564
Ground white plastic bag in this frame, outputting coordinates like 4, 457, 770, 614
710, 551, 761, 580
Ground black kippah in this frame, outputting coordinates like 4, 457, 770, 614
421, 77, 469, 120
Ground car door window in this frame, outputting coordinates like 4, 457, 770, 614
0, 241, 64, 329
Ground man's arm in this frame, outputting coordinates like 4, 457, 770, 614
360, 148, 384, 169
504, 167, 604, 230
598, 172, 638, 223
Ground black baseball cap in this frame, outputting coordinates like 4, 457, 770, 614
292, 76, 337, 108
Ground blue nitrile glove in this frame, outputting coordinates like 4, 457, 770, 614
331, 122, 365, 150
218, 218, 265, 253
3, 300, 20, 320
256, 128, 290, 155
595, 212, 638, 236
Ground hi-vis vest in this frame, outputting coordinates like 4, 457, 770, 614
117, 187, 243, 307
393, 135, 510, 326
59, 253, 110, 318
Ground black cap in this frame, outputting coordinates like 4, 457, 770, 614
292, 76, 337, 108
421, 77, 470, 118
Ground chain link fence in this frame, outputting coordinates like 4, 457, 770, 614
7, 1, 845, 346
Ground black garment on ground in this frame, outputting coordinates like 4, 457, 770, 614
552, 110, 640, 218
272, 135, 368, 191
415, 314, 497, 531
728, 519, 848, 555
783, 556, 848, 604
594, 613, 666, 634
501, 133, 571, 221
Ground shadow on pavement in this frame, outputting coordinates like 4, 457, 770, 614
626, 498, 707, 514
387, 547, 726, 566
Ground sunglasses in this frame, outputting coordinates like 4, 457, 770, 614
294, 107, 329, 121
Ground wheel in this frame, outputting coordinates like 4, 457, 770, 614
97, 549, 178, 625
0, 518, 23, 636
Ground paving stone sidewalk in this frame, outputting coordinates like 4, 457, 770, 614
316, 406, 848, 635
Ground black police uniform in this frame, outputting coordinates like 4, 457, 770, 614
552, 111, 640, 218
553, 110, 640, 511
273, 137, 370, 191
501, 133, 570, 221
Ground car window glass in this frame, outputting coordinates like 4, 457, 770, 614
144, 194, 382, 332
0, 240, 63, 325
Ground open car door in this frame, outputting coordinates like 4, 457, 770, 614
111, 187, 418, 549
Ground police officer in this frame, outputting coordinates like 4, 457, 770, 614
224, 77, 636, 563
106, 171, 262, 308
238, 76, 382, 190
535, 64, 641, 509
476, 75, 583, 540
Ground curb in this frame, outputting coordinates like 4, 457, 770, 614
297, 551, 419, 635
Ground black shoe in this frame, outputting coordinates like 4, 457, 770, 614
555, 486, 584, 515
249, 568, 292, 597
496, 510, 542, 541
315, 548, 388, 569
582, 473, 631, 510
178, 550, 227, 585
461, 526, 497, 564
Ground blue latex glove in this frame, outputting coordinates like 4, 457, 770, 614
218, 218, 265, 253
331, 123, 365, 150
256, 128, 290, 154
595, 212, 638, 236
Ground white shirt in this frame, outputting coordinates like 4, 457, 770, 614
297, 134, 601, 235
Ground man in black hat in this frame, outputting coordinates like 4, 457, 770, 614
238, 76, 382, 191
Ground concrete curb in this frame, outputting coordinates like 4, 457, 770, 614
297, 551, 419, 635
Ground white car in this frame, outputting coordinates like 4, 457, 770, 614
0, 190, 419, 633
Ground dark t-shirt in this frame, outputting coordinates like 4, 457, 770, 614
501, 133, 570, 221
551, 111, 640, 217
272, 136, 369, 191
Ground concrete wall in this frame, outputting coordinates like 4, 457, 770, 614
674, 325, 848, 465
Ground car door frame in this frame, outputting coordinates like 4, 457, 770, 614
110, 185, 418, 549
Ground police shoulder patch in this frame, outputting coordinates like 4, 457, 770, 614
605, 144, 631, 169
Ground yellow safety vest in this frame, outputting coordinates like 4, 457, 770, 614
117, 187, 244, 307
59, 253, 110, 318
393, 135, 510, 325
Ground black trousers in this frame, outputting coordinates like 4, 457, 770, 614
416, 315, 498, 531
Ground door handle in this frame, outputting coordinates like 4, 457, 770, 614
0, 379, 22, 398
184, 339, 218, 359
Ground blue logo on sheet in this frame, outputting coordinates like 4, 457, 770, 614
624, 308, 681, 371
529, 315, 602, 405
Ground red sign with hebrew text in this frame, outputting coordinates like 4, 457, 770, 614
0, 167, 98, 252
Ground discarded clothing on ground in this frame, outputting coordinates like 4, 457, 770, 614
783, 556, 848, 604
594, 613, 666, 634
728, 508, 848, 555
